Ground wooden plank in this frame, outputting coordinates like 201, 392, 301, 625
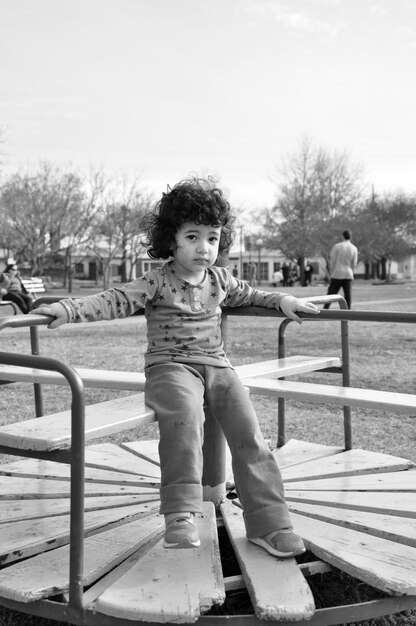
0, 514, 163, 602
0, 393, 156, 451
284, 469, 416, 492
0, 364, 145, 391
0, 457, 159, 487
220, 500, 315, 621
286, 490, 416, 518
121, 440, 160, 467
242, 377, 416, 414
0, 495, 159, 525
289, 502, 416, 547
274, 439, 343, 469
0, 502, 159, 565
85, 443, 161, 478
0, 475, 159, 499
291, 511, 416, 595
95, 502, 225, 623
281, 449, 414, 482
235, 355, 340, 379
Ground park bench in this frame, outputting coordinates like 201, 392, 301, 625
21, 276, 47, 298
0, 301, 415, 625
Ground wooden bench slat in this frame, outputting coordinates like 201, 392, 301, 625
0, 503, 159, 566
21, 278, 46, 295
281, 448, 414, 482
274, 438, 343, 469
94, 502, 225, 623
243, 376, 416, 413
285, 468, 416, 492
0, 514, 163, 603
0, 475, 159, 499
120, 440, 161, 467
0, 393, 155, 451
220, 500, 315, 621
235, 355, 340, 379
0, 354, 338, 390
85, 442, 161, 478
0, 494, 158, 525
286, 490, 416, 517
0, 364, 145, 391
289, 502, 416, 547
291, 511, 416, 595
0, 457, 159, 487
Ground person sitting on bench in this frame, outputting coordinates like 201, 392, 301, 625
36, 176, 319, 557
0, 264, 33, 314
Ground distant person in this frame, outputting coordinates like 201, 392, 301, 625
0, 264, 33, 313
272, 269, 283, 287
232, 264, 238, 278
304, 262, 313, 286
282, 262, 290, 287
324, 230, 358, 309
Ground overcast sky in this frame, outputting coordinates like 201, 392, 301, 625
1, 0, 415, 208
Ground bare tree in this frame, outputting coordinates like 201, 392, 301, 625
266, 137, 364, 282
87, 173, 152, 289
355, 191, 416, 280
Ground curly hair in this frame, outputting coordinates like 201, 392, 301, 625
141, 176, 235, 260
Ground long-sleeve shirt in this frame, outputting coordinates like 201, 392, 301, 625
59, 262, 289, 368
329, 241, 358, 280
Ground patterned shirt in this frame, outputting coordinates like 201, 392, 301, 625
60, 262, 288, 368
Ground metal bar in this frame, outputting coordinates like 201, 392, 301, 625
276, 295, 350, 448
30, 325, 44, 416
0, 350, 86, 623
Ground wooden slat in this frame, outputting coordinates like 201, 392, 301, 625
0, 515, 163, 603
85, 443, 161, 478
0, 495, 159, 525
285, 469, 416, 492
94, 502, 224, 623
0, 364, 145, 391
235, 355, 340, 379
121, 440, 161, 467
281, 449, 414, 482
0, 393, 155, 451
286, 490, 416, 518
274, 439, 343, 469
0, 503, 159, 565
291, 512, 416, 595
242, 376, 416, 414
220, 500, 315, 621
289, 502, 416, 546
0, 457, 159, 487
0, 475, 159, 499
0, 354, 339, 391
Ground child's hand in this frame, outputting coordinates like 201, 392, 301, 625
279, 296, 320, 324
35, 303, 69, 329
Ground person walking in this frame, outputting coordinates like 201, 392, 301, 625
324, 230, 358, 309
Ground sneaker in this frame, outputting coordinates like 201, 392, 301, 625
249, 528, 305, 558
163, 513, 200, 549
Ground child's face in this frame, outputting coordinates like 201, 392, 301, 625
172, 222, 221, 278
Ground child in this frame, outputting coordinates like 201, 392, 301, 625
36, 177, 319, 556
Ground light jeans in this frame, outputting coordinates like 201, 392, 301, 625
145, 362, 292, 538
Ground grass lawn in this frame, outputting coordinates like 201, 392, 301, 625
0, 279, 415, 625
